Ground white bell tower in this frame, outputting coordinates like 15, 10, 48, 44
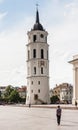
26, 8, 49, 104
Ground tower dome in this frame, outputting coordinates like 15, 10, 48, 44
32, 9, 44, 31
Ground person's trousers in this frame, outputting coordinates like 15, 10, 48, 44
57, 115, 61, 125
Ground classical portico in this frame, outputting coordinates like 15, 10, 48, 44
69, 55, 78, 104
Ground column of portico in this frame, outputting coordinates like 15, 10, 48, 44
72, 67, 78, 104
76, 67, 78, 102
69, 56, 78, 104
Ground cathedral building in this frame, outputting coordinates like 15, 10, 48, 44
26, 9, 50, 104
69, 55, 78, 104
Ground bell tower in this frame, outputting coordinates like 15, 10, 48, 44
26, 8, 49, 104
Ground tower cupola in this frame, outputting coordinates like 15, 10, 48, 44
32, 9, 44, 31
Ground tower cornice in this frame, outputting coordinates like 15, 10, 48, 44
26, 42, 49, 46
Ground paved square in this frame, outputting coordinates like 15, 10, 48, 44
0, 105, 78, 130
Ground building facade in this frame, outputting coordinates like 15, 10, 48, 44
0, 86, 6, 98
69, 55, 78, 104
52, 83, 73, 103
26, 9, 49, 104
17, 86, 26, 98
60, 85, 73, 104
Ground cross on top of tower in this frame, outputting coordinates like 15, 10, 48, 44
36, 3, 39, 10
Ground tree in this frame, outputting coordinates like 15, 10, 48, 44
4, 85, 25, 104
50, 95, 60, 104
0, 91, 1, 97
4, 85, 14, 98
9, 90, 21, 103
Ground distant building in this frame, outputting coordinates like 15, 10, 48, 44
0, 86, 6, 98
60, 85, 73, 103
17, 86, 27, 98
49, 89, 54, 98
52, 83, 73, 103
52, 84, 61, 99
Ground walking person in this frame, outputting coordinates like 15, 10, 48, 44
56, 105, 62, 126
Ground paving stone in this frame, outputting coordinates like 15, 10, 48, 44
0, 105, 78, 130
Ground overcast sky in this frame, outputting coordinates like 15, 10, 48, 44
0, 0, 78, 88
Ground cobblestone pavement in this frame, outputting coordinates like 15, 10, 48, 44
0, 105, 78, 130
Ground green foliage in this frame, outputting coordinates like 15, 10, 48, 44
1, 85, 26, 104
9, 90, 21, 103
50, 95, 60, 104
20, 97, 26, 103
0, 91, 1, 97
4, 85, 14, 97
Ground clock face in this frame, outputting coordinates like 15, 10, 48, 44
40, 34, 44, 38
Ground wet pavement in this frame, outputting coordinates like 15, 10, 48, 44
0, 105, 78, 130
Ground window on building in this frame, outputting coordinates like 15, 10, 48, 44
41, 67, 43, 74
40, 34, 44, 38
33, 35, 37, 42
47, 50, 48, 59
31, 90, 33, 93
34, 67, 36, 74
41, 49, 44, 59
28, 50, 30, 59
31, 81, 33, 85
33, 49, 36, 58
55, 91, 57, 93
38, 81, 40, 85
38, 89, 40, 93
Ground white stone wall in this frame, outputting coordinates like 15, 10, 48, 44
26, 30, 49, 105
60, 87, 73, 103
27, 31, 48, 43
70, 55, 78, 104
26, 77, 49, 104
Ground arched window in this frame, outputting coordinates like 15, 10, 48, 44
31, 81, 33, 85
38, 89, 40, 93
33, 49, 36, 58
33, 35, 37, 42
38, 81, 40, 85
34, 67, 36, 74
41, 67, 43, 74
41, 49, 44, 59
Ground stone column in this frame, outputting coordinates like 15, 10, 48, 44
72, 67, 77, 104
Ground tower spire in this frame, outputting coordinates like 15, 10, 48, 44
32, 4, 44, 31
36, 3, 39, 23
